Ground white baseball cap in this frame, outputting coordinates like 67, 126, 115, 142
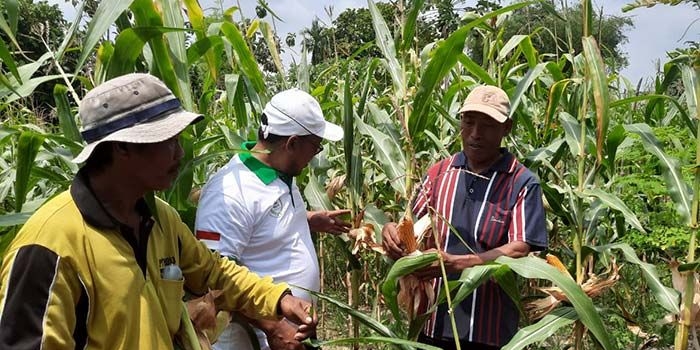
261, 88, 343, 141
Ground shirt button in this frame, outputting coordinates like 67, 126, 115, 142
469, 188, 474, 194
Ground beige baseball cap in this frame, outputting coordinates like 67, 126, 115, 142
73, 73, 203, 163
458, 85, 511, 123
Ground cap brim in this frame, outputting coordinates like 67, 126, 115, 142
318, 121, 344, 141
72, 109, 203, 163
459, 105, 508, 123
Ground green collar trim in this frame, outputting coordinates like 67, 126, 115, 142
239, 141, 279, 185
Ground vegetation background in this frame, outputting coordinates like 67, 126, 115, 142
0, 0, 698, 349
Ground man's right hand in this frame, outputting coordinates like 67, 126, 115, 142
381, 222, 405, 261
262, 319, 308, 350
277, 293, 317, 340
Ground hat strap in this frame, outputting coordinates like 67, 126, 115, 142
81, 98, 182, 143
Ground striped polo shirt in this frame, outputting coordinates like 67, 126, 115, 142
414, 150, 547, 347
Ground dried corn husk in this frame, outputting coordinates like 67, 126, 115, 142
394, 213, 435, 321
396, 215, 417, 254
347, 223, 385, 255
175, 290, 231, 349
525, 257, 620, 320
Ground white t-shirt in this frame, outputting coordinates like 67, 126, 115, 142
195, 147, 320, 350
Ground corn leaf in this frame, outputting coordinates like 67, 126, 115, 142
306, 336, 440, 350
220, 22, 266, 95
259, 21, 285, 79
161, 0, 194, 110
582, 36, 609, 164
625, 123, 692, 225
381, 253, 439, 321
591, 243, 680, 314
15, 131, 45, 212
580, 188, 645, 233
409, 1, 534, 140
53, 84, 81, 144
497, 256, 616, 350
367, 0, 404, 99
356, 114, 407, 197
108, 27, 187, 79
559, 112, 583, 158
305, 289, 399, 341
503, 307, 578, 350
76, 0, 134, 75
0, 212, 31, 227
401, 0, 426, 52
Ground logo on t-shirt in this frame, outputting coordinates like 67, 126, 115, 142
270, 199, 283, 218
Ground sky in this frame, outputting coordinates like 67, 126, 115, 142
51, 0, 699, 85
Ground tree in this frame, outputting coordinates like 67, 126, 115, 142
301, 18, 333, 65
468, 3, 633, 69
0, 0, 76, 116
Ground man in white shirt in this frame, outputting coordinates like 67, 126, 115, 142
195, 88, 350, 350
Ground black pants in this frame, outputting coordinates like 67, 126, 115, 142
417, 333, 500, 350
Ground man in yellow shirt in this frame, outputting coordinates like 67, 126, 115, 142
0, 73, 315, 349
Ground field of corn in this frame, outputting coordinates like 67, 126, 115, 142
0, 0, 699, 349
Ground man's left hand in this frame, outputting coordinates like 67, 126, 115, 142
412, 249, 477, 280
307, 210, 351, 235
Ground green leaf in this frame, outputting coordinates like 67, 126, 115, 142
76, 0, 135, 75
53, 84, 81, 144
304, 174, 333, 211
0, 212, 32, 227
544, 79, 574, 140
5, 0, 18, 34
259, 21, 285, 78
161, 0, 194, 110
509, 63, 546, 119
580, 188, 645, 233
613, 94, 695, 135
457, 53, 496, 85
582, 36, 609, 164
497, 256, 616, 350
409, 1, 534, 140
381, 253, 439, 321
625, 123, 692, 225
591, 243, 680, 314
0, 37, 20, 83
503, 307, 578, 350
356, 112, 407, 197
367, 0, 404, 98
401, 0, 427, 52
219, 22, 266, 96
560, 112, 582, 157
448, 264, 500, 306
306, 336, 441, 350
306, 289, 399, 339
15, 131, 45, 212
107, 26, 189, 79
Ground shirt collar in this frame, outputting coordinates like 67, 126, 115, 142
70, 168, 152, 229
239, 141, 293, 186
452, 148, 514, 174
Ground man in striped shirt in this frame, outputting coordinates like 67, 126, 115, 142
382, 85, 548, 350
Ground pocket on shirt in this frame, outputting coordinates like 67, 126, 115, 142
157, 278, 185, 335
478, 203, 512, 249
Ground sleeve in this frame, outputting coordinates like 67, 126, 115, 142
177, 216, 288, 321
194, 188, 254, 262
508, 182, 548, 251
0, 245, 86, 350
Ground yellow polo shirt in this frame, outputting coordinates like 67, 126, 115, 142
0, 171, 288, 349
